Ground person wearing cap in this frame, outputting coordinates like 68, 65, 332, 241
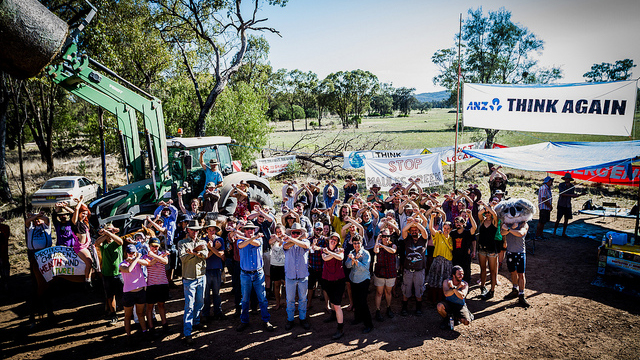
95, 224, 124, 326
536, 176, 554, 239
202, 220, 226, 322
554, 173, 582, 237
282, 223, 311, 330
199, 150, 224, 198
178, 220, 209, 345
373, 227, 397, 321
120, 244, 151, 343
248, 206, 275, 299
230, 180, 251, 220
345, 234, 373, 334
236, 223, 275, 332
489, 165, 508, 195
269, 225, 287, 311
282, 180, 298, 212
153, 201, 179, 285
294, 201, 313, 235
143, 237, 170, 334
308, 221, 329, 312
53, 202, 78, 247
321, 232, 346, 340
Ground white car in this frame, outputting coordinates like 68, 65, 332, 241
32, 176, 100, 208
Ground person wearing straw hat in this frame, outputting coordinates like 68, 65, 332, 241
236, 223, 275, 332
283, 222, 311, 331
202, 220, 225, 322
553, 173, 582, 238
178, 220, 209, 345
536, 176, 554, 240
199, 150, 223, 198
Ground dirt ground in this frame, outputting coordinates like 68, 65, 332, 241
1, 214, 639, 360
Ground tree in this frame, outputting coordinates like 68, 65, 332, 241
370, 93, 393, 116
432, 7, 562, 148
206, 81, 272, 166
324, 71, 353, 129
289, 70, 318, 130
392, 87, 416, 116
153, 0, 287, 137
0, 73, 12, 201
313, 78, 333, 127
583, 59, 636, 82
346, 69, 378, 128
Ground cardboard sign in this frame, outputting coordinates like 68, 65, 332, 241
255, 155, 296, 178
364, 153, 444, 191
35, 246, 86, 282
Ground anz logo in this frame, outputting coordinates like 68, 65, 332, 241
466, 98, 502, 111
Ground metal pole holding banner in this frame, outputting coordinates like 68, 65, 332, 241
453, 13, 462, 190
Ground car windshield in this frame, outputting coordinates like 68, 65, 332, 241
41, 180, 75, 189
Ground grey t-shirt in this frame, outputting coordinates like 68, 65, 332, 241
504, 222, 526, 253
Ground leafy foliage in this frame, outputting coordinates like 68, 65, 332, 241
583, 59, 636, 82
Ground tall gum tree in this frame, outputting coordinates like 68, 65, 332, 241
432, 7, 562, 149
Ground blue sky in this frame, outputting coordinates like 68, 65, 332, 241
257, 0, 640, 93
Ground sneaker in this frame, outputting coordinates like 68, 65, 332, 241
504, 288, 519, 299
285, 320, 294, 330
362, 326, 373, 334
479, 286, 488, 298
331, 329, 344, 340
375, 310, 384, 322
483, 290, 494, 300
216, 313, 228, 321
401, 308, 408, 317
236, 322, 250, 332
193, 322, 208, 331
301, 319, 311, 330
184, 335, 193, 345
386, 307, 395, 319
84, 281, 93, 291
108, 316, 118, 327
263, 321, 275, 332
519, 294, 531, 308
415, 308, 423, 316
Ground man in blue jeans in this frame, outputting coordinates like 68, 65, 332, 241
283, 223, 311, 330
202, 220, 226, 322
178, 220, 208, 345
236, 223, 275, 332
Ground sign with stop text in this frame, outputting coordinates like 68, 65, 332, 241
364, 153, 444, 191
34, 246, 86, 282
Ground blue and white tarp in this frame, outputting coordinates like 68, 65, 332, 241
463, 81, 638, 137
462, 140, 640, 172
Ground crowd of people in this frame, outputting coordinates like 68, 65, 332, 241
19, 160, 584, 346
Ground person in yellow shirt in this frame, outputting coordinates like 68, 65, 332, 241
425, 207, 453, 303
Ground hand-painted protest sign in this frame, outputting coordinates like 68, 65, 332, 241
463, 81, 637, 137
255, 155, 296, 178
35, 246, 85, 282
428, 141, 486, 165
364, 153, 444, 191
343, 149, 427, 170
551, 164, 640, 187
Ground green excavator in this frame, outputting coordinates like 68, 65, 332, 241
0, 0, 273, 228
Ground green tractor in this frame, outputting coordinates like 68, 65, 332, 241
0, 0, 273, 229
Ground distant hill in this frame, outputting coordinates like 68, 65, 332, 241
414, 90, 450, 103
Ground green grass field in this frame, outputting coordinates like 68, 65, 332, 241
268, 108, 639, 152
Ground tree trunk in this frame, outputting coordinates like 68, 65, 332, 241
194, 79, 227, 137
484, 128, 499, 171
0, 86, 12, 202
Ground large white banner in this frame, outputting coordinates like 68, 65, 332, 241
364, 153, 444, 191
343, 149, 426, 170
256, 155, 296, 177
428, 141, 485, 165
463, 81, 637, 136
35, 246, 86, 282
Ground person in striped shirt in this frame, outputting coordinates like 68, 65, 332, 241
143, 237, 170, 335
535, 176, 554, 239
